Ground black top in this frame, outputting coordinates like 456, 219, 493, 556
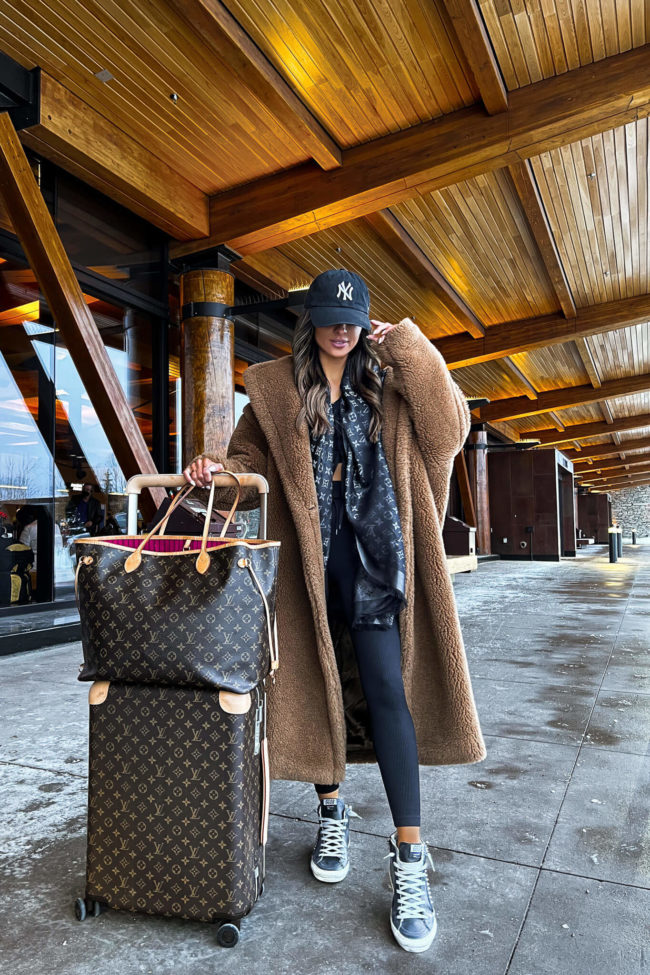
332, 397, 345, 473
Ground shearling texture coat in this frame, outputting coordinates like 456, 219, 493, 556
210, 317, 487, 784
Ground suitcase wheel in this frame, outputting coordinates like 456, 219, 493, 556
74, 897, 107, 921
216, 921, 240, 948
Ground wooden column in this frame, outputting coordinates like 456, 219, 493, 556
467, 429, 491, 554
180, 269, 235, 466
0, 111, 164, 520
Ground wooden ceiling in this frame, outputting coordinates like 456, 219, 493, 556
480, 1, 648, 86
1, 0, 650, 491
221, 0, 478, 144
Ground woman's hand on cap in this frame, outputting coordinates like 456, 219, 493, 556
368, 319, 398, 343
183, 456, 224, 487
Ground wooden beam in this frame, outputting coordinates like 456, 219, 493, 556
20, 73, 209, 240
578, 466, 650, 482
166, 0, 341, 171
230, 260, 288, 299
595, 476, 650, 491
577, 454, 650, 476
476, 373, 650, 423
565, 436, 650, 462
0, 111, 165, 520
507, 160, 576, 318
582, 464, 650, 485
575, 454, 650, 475
601, 402, 616, 423
436, 293, 650, 368
501, 357, 538, 399
442, 0, 508, 114
528, 413, 650, 446
364, 209, 485, 337
454, 450, 476, 527
170, 44, 650, 256
574, 336, 602, 387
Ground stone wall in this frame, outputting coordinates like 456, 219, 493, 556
610, 484, 650, 537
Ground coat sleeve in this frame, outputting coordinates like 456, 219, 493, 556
191, 402, 269, 512
376, 317, 471, 470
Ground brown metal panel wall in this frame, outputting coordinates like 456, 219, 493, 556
488, 450, 562, 559
533, 451, 561, 558
487, 450, 513, 556
577, 493, 610, 543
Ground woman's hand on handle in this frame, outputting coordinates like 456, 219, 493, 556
183, 456, 225, 488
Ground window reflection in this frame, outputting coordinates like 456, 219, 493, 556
55, 170, 167, 301
0, 262, 55, 604
0, 258, 159, 608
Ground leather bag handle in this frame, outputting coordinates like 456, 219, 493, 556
157, 482, 195, 535
124, 470, 242, 574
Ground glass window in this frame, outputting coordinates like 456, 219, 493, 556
0, 158, 169, 621
54, 298, 161, 596
0, 260, 56, 605
55, 171, 167, 302
0, 257, 163, 610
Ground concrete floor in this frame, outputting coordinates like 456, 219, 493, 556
1, 543, 649, 974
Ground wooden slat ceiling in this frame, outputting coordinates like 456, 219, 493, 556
235, 217, 476, 334
523, 392, 650, 439
481, 0, 649, 89
1, 1, 650, 471
529, 119, 650, 306
0, 0, 311, 192
221, 0, 475, 146
589, 323, 650, 378
451, 341, 590, 400
390, 169, 560, 325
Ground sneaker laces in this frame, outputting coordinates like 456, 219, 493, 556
314, 804, 361, 858
384, 846, 436, 921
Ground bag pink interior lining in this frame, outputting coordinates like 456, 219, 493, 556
89, 537, 268, 553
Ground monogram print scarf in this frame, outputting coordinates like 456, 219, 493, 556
309, 356, 408, 630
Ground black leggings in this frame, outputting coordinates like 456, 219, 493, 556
314, 481, 421, 827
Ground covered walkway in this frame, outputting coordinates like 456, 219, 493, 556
2, 543, 648, 974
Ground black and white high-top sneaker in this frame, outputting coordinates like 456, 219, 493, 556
384, 830, 438, 952
309, 797, 360, 883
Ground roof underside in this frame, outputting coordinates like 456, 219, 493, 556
1, 0, 650, 490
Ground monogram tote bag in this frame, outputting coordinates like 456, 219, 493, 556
74, 471, 279, 692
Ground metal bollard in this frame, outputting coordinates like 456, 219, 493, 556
617, 528, 622, 557
608, 527, 618, 563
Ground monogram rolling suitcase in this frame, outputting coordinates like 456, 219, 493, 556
73, 473, 275, 949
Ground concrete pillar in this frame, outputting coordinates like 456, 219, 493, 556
180, 268, 235, 467
467, 428, 491, 555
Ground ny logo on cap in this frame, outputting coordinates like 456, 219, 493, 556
337, 281, 354, 301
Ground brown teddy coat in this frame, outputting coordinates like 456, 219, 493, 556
210, 316, 487, 783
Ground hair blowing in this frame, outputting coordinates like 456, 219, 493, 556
292, 309, 384, 442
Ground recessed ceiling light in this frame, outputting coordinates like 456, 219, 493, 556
94, 69, 114, 83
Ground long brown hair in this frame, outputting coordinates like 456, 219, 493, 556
292, 309, 384, 442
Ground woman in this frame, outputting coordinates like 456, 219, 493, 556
184, 268, 486, 953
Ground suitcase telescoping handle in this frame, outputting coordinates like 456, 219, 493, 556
125, 472, 269, 538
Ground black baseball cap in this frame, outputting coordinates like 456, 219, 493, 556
304, 268, 371, 331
